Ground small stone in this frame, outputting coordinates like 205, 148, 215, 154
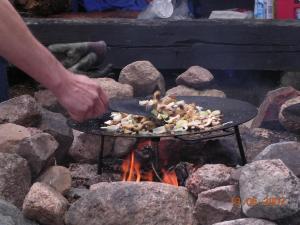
37, 166, 72, 194
176, 66, 214, 89
194, 185, 241, 225
94, 77, 134, 100
0, 199, 38, 225
0, 123, 31, 153
118, 61, 165, 97
22, 182, 69, 225
166, 85, 226, 98
69, 163, 121, 188
38, 108, 74, 163
15, 133, 58, 177
278, 96, 300, 132
0, 95, 41, 126
34, 89, 65, 114
0, 153, 31, 208
185, 164, 236, 196
254, 141, 300, 177
65, 182, 197, 225
239, 159, 300, 220
251, 87, 300, 129
213, 218, 277, 225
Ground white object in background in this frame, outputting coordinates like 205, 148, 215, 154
265, 0, 274, 19
152, 0, 174, 18
296, 8, 300, 19
209, 11, 252, 19
138, 0, 174, 19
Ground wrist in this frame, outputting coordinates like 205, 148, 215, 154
47, 67, 73, 97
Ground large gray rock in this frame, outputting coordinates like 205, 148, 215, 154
118, 61, 165, 97
34, 89, 65, 114
65, 188, 90, 204
38, 108, 73, 163
276, 210, 300, 225
15, 133, 58, 177
206, 127, 298, 163
0, 199, 38, 225
194, 185, 241, 225
65, 182, 197, 225
69, 130, 135, 163
254, 142, 300, 177
176, 66, 214, 89
240, 159, 300, 220
37, 166, 71, 194
213, 218, 277, 225
0, 153, 31, 208
0, 123, 31, 153
22, 182, 69, 225
252, 87, 300, 128
69, 130, 110, 163
166, 85, 226, 98
94, 77, 134, 100
278, 96, 300, 132
186, 164, 236, 196
0, 95, 41, 127
69, 163, 121, 188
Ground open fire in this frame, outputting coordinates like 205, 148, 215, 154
121, 141, 178, 186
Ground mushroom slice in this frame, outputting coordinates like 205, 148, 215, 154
101, 124, 120, 132
153, 126, 167, 134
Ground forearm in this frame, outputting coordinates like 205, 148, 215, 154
0, 0, 71, 92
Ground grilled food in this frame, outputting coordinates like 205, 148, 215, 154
102, 91, 223, 134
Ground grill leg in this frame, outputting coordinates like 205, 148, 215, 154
98, 135, 105, 174
151, 137, 162, 181
234, 126, 247, 166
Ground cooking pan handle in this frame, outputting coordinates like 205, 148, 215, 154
174, 128, 235, 143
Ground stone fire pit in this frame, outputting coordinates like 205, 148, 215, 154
0, 61, 300, 225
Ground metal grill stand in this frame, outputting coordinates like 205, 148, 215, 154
97, 125, 247, 178
67, 96, 257, 178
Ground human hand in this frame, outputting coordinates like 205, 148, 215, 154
52, 73, 109, 122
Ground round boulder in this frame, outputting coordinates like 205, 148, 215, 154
239, 159, 300, 220
65, 182, 197, 225
118, 61, 165, 97
166, 85, 226, 98
176, 66, 214, 89
0, 153, 31, 208
93, 77, 133, 100
279, 96, 300, 132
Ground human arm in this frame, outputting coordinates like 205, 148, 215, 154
0, 0, 108, 121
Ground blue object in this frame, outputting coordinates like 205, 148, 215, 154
72, 0, 149, 12
0, 58, 8, 103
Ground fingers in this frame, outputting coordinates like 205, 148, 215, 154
71, 93, 108, 122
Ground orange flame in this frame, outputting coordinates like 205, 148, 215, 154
121, 150, 178, 186
162, 169, 179, 186
122, 151, 152, 182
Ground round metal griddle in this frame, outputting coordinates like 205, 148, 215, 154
68, 96, 258, 138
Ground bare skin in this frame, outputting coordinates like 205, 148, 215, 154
0, 0, 108, 122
